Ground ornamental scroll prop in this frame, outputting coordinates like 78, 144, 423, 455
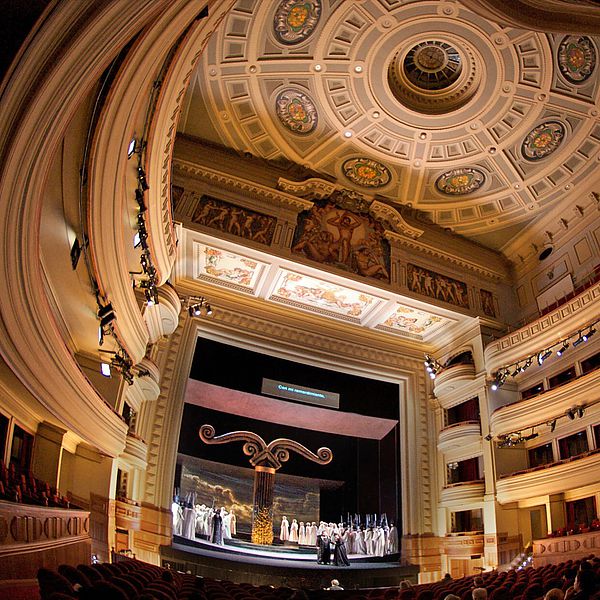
199, 425, 332, 545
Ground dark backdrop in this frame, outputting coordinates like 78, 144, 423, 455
178, 337, 401, 525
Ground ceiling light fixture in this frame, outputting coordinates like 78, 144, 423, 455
556, 341, 569, 356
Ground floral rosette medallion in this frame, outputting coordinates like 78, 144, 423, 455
275, 89, 318, 134
342, 158, 391, 188
522, 122, 565, 161
558, 36, 596, 84
273, 0, 322, 45
435, 168, 485, 195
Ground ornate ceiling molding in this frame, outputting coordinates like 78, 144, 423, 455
277, 176, 338, 200
369, 200, 424, 240
173, 160, 313, 212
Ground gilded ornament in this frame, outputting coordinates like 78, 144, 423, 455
522, 122, 565, 161
342, 158, 391, 188
273, 0, 321, 45
275, 89, 318, 134
558, 36, 596, 84
435, 168, 485, 195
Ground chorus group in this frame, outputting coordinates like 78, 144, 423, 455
279, 517, 399, 556
172, 496, 236, 546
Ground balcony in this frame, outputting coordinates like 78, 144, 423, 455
533, 529, 600, 567
434, 363, 477, 399
490, 367, 600, 437
496, 449, 600, 504
444, 532, 484, 557
122, 431, 148, 469
115, 497, 142, 531
440, 480, 485, 506
438, 421, 481, 452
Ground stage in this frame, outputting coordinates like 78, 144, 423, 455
160, 535, 418, 589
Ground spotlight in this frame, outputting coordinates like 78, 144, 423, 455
547, 419, 557, 432
70, 238, 82, 270
556, 341, 569, 356
537, 349, 552, 365
484, 434, 493, 441
127, 138, 137, 158
98, 303, 116, 329
523, 358, 533, 369
511, 365, 520, 377
573, 332, 585, 347
137, 166, 149, 191
101, 363, 111, 377
566, 408, 576, 420
583, 327, 596, 342
491, 371, 505, 391
577, 406, 585, 418
133, 232, 141, 248
205, 303, 213, 316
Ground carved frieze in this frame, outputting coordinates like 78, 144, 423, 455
407, 264, 470, 309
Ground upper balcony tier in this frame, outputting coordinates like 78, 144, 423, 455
440, 480, 485, 507
484, 282, 600, 376
496, 448, 600, 504
438, 421, 481, 452
433, 362, 477, 400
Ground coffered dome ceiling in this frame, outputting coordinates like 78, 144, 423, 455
179, 0, 600, 252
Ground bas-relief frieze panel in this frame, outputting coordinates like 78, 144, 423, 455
194, 243, 266, 291
407, 264, 470, 309
192, 195, 276, 246
270, 270, 384, 321
292, 200, 391, 283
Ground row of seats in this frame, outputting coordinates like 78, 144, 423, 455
0, 460, 72, 508
37, 554, 600, 600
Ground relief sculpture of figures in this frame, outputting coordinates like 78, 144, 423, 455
292, 200, 390, 282
192, 195, 276, 246
407, 263, 469, 309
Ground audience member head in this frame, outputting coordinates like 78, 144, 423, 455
543, 589, 564, 600
472, 588, 488, 600
443, 573, 452, 580
331, 579, 340, 587
474, 577, 484, 587
574, 569, 596, 594
400, 580, 414, 589
444, 595, 460, 600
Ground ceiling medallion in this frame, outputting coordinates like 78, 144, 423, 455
436, 168, 485, 195
342, 158, 391, 188
404, 41, 462, 91
273, 0, 322, 45
522, 122, 565, 161
558, 36, 596, 84
275, 89, 318, 134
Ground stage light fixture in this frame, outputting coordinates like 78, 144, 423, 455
573, 332, 585, 347
491, 371, 505, 391
577, 406, 585, 418
135, 188, 146, 212
511, 365, 520, 377
566, 408, 576, 420
523, 357, 533, 369
583, 326, 596, 342
484, 434, 493, 441
547, 419, 557, 432
101, 362, 111, 377
137, 166, 149, 191
537, 349, 552, 365
127, 138, 137, 158
556, 341, 569, 357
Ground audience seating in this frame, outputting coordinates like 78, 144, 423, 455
36, 554, 600, 600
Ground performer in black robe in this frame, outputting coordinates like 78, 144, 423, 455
317, 533, 331, 564
211, 507, 224, 545
333, 533, 350, 566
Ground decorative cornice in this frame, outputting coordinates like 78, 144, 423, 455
277, 176, 338, 199
370, 201, 423, 240
173, 160, 314, 212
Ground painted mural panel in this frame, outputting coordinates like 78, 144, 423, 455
292, 200, 390, 282
195, 243, 266, 290
407, 263, 469, 309
179, 455, 322, 535
271, 270, 383, 320
192, 195, 276, 246
377, 304, 450, 339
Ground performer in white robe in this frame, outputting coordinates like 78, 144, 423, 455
222, 508, 232, 539
172, 501, 184, 536
388, 523, 399, 554
298, 521, 306, 545
182, 503, 196, 539
229, 509, 236, 537
347, 527, 356, 555
373, 526, 385, 556
289, 518, 299, 542
308, 522, 317, 546
364, 527, 374, 555
356, 527, 367, 555
280, 516, 290, 541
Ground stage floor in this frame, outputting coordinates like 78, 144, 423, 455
172, 535, 400, 569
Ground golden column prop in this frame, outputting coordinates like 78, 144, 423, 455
199, 425, 333, 545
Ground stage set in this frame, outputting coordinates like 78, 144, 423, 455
162, 339, 412, 588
